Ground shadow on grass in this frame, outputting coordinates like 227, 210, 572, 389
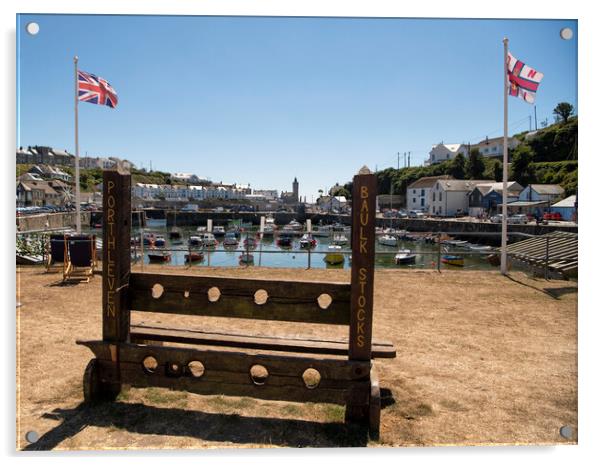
504, 274, 577, 300
22, 401, 371, 450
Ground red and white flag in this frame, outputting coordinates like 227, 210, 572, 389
506, 52, 544, 104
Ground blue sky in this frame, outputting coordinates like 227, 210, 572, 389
17, 15, 577, 200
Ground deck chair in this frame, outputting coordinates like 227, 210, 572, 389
46, 234, 68, 272
63, 235, 96, 283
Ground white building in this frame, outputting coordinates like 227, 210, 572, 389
406, 175, 452, 212
426, 143, 469, 165
473, 136, 520, 158
171, 173, 207, 184
253, 189, 279, 200
430, 179, 494, 216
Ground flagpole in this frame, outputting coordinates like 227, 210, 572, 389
501, 38, 509, 275
74, 56, 81, 234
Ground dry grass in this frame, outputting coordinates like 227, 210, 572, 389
16, 265, 577, 450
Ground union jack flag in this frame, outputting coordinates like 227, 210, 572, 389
78, 70, 118, 108
506, 52, 544, 104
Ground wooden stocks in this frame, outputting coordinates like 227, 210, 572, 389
102, 169, 132, 343
349, 169, 376, 361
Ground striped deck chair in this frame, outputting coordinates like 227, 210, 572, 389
63, 235, 97, 283
46, 234, 68, 273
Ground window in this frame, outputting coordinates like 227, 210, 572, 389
432, 192, 435, 201
421, 198, 425, 206
413, 189, 416, 194
412, 198, 416, 203
439, 192, 442, 201
421, 189, 425, 196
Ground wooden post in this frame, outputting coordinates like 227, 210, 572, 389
346, 166, 377, 429
349, 167, 377, 361
102, 168, 131, 343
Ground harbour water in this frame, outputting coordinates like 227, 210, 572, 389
122, 225, 497, 271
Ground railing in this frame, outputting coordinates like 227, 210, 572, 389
17, 230, 575, 279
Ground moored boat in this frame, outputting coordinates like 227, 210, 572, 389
441, 254, 464, 266
277, 232, 294, 248
147, 250, 171, 262
324, 245, 345, 265
394, 249, 417, 265
223, 231, 239, 247
378, 234, 397, 247
154, 235, 166, 247
332, 233, 348, 246
169, 227, 182, 240
299, 233, 317, 249
212, 226, 226, 237
185, 251, 204, 263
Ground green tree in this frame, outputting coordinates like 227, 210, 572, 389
447, 154, 466, 179
465, 148, 486, 179
553, 102, 574, 123
484, 159, 503, 182
330, 186, 351, 199
511, 145, 535, 186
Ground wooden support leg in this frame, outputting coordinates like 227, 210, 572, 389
369, 370, 381, 441
83, 359, 120, 403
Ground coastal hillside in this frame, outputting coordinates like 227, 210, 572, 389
335, 115, 578, 200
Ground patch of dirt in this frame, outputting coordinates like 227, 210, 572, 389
16, 265, 577, 449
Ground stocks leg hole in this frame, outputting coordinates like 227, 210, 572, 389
188, 361, 205, 378
317, 293, 332, 310
207, 286, 221, 302
250, 364, 269, 385
142, 356, 158, 374
151, 283, 164, 299
302, 368, 321, 389
254, 289, 269, 305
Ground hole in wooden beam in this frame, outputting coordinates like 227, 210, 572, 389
207, 287, 221, 302
317, 293, 332, 310
254, 289, 269, 305
151, 284, 164, 299
249, 364, 269, 385
302, 368, 321, 389
142, 356, 158, 374
187, 361, 205, 378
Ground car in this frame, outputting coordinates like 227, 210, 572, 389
508, 214, 529, 225
490, 214, 503, 223
408, 210, 425, 218
543, 212, 562, 221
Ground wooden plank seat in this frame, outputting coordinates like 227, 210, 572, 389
78, 167, 391, 441
129, 323, 397, 358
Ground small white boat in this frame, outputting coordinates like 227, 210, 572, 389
469, 244, 493, 253
394, 249, 417, 265
441, 239, 468, 246
223, 232, 239, 247
190, 233, 218, 248
196, 226, 207, 233
378, 235, 397, 247
262, 224, 275, 236
283, 220, 303, 231
324, 245, 345, 265
212, 226, 226, 237
332, 233, 348, 246
299, 233, 317, 249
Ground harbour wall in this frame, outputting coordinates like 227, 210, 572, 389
18, 210, 577, 238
